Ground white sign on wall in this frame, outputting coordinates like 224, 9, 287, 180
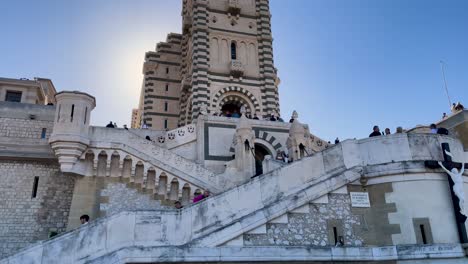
350, 192, 371, 208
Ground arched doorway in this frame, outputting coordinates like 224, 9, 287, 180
221, 102, 241, 116
254, 143, 271, 176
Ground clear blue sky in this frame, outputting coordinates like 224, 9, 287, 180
1, 0, 467, 140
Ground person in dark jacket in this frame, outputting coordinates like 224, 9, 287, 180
369, 126, 381, 137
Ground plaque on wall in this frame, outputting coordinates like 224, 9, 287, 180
350, 192, 371, 208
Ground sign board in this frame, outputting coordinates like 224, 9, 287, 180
350, 192, 370, 208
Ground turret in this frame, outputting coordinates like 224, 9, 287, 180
49, 91, 96, 172
286, 111, 310, 161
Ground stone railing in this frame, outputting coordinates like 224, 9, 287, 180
157, 124, 197, 149
5, 134, 465, 263
87, 127, 220, 192
125, 124, 196, 150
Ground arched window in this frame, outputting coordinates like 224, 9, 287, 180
231, 42, 237, 60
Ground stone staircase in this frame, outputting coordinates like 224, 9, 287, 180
4, 133, 463, 263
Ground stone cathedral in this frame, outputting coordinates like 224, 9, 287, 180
135, 0, 280, 130
1, 1, 468, 264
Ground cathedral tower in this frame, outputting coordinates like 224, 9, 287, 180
138, 0, 280, 130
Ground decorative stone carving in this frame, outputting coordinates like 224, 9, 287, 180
187, 126, 195, 133
286, 111, 312, 161
177, 129, 185, 137
168, 133, 175, 140
230, 60, 244, 78
228, 0, 241, 16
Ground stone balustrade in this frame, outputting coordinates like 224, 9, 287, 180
73, 127, 220, 194
4, 133, 464, 263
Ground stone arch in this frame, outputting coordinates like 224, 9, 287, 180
84, 151, 95, 176
219, 94, 254, 115
248, 43, 257, 66
181, 183, 191, 205
134, 161, 144, 185
221, 39, 229, 63
109, 151, 120, 177
97, 151, 108, 177
122, 155, 132, 178
158, 172, 168, 197
229, 131, 282, 154
146, 168, 156, 190
212, 86, 260, 115
210, 37, 219, 64
169, 178, 179, 201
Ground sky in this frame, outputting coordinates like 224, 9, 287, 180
0, 0, 467, 141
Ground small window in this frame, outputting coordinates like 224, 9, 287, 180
41, 128, 47, 139
332, 227, 338, 245
166, 67, 169, 74
70, 104, 75, 122
165, 84, 169, 92
5, 91, 22, 102
420, 225, 427, 244
164, 119, 168, 129
231, 42, 237, 60
31, 176, 39, 198
49, 230, 58, 238
84, 107, 88, 124
164, 102, 168, 112
57, 105, 61, 122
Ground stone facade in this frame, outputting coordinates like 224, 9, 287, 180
99, 180, 167, 217
0, 77, 56, 105
0, 161, 74, 258
244, 194, 363, 247
138, 0, 281, 130
0, 117, 53, 139
2, 1, 468, 263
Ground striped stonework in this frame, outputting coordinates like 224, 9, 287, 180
212, 86, 261, 115
229, 130, 283, 154
139, 32, 183, 130
138, 0, 282, 128
188, 0, 210, 123
255, 0, 280, 117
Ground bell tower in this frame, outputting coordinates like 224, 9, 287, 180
179, 0, 280, 125
138, 0, 281, 129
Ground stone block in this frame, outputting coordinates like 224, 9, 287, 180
359, 134, 412, 166
74, 220, 107, 261
41, 233, 76, 264
269, 213, 288, 224
7, 245, 44, 264
246, 224, 266, 234
105, 213, 135, 252
134, 211, 163, 243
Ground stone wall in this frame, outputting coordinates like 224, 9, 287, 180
243, 194, 363, 247
0, 117, 53, 139
0, 160, 74, 258
99, 179, 167, 217
0, 102, 55, 140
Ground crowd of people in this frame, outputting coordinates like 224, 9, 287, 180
214, 111, 285, 123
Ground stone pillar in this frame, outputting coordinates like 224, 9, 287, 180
233, 110, 256, 181
286, 111, 310, 161
49, 91, 96, 173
